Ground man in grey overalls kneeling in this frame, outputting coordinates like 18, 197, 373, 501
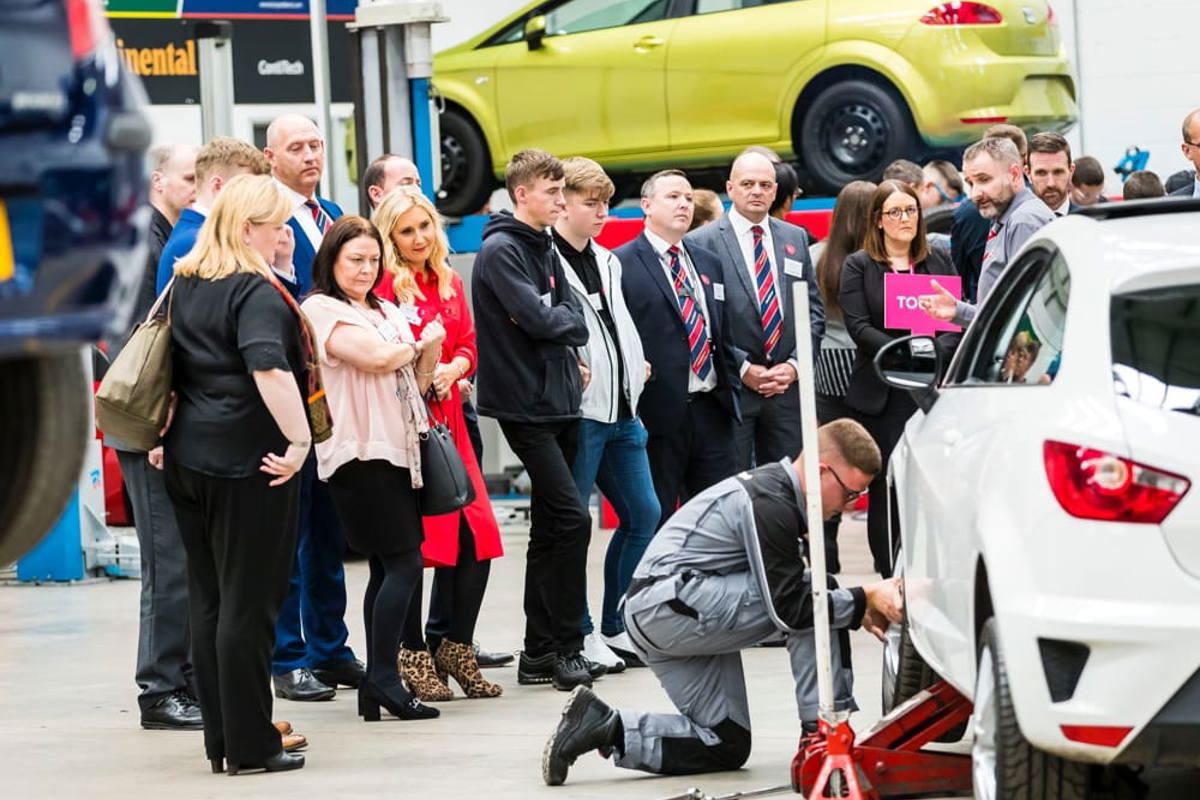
542, 418, 903, 785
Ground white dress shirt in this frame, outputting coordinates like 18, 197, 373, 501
1193, 178, 1200, 198
643, 229, 718, 394
275, 178, 323, 251
1053, 197, 1070, 217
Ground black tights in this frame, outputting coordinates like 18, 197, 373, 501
364, 548, 423, 686
402, 520, 491, 651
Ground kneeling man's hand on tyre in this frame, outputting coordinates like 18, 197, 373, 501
864, 577, 904, 627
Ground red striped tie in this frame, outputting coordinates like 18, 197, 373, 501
751, 225, 782, 361
305, 199, 330, 235
667, 245, 713, 382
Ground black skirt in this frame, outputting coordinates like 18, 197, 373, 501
328, 459, 424, 556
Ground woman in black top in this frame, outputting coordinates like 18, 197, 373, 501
162, 174, 312, 776
839, 180, 957, 577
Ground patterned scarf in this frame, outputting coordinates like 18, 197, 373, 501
264, 272, 333, 444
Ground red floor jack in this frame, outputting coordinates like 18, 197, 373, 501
788, 286, 974, 799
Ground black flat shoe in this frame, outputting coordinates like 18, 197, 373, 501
358, 680, 440, 722
475, 645, 515, 668
141, 691, 203, 730
273, 669, 335, 702
227, 751, 305, 775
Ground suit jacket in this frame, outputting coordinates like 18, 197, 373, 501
685, 214, 825, 405
615, 232, 740, 436
287, 196, 343, 297
1170, 183, 1195, 198
839, 248, 957, 416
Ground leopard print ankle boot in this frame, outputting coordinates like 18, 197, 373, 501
434, 640, 503, 698
398, 647, 454, 702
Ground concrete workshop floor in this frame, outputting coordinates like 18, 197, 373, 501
0, 509, 1192, 798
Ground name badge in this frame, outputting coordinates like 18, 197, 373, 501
588, 292, 603, 311
712, 282, 725, 301
376, 320, 401, 343
397, 303, 421, 326
783, 257, 805, 278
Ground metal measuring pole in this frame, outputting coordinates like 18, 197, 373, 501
791, 281, 842, 726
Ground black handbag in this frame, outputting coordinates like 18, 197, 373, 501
418, 392, 476, 515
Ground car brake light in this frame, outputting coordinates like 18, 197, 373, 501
920, 2, 1004, 25
65, 0, 107, 60
1060, 725, 1132, 748
1043, 440, 1190, 524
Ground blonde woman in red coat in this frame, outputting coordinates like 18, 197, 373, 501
372, 188, 505, 700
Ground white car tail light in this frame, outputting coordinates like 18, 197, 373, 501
920, 2, 1004, 25
1044, 441, 1191, 524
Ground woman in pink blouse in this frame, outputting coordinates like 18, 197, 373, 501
301, 215, 446, 722
373, 188, 505, 700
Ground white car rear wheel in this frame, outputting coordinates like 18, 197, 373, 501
972, 619, 1092, 800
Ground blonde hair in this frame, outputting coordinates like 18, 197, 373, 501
174, 174, 291, 281
562, 156, 615, 201
818, 419, 882, 476
372, 187, 454, 304
193, 136, 269, 184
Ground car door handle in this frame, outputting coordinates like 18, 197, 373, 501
942, 430, 960, 447
634, 35, 664, 50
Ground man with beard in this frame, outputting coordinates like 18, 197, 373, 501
918, 136, 1053, 326
1026, 132, 1080, 216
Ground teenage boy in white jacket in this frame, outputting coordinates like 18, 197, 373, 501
552, 157, 659, 671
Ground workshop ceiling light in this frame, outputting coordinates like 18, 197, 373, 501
920, 2, 1004, 25
1043, 440, 1191, 524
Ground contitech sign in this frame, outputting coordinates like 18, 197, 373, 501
258, 59, 305, 76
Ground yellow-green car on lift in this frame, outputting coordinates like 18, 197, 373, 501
431, 0, 1076, 216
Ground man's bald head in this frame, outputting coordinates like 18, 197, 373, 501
148, 143, 198, 223
364, 154, 421, 209
727, 151, 777, 222
264, 114, 325, 197
1182, 109, 1200, 175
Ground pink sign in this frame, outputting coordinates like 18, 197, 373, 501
884, 273, 963, 335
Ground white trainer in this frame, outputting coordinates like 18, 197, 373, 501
602, 631, 646, 668
582, 633, 625, 673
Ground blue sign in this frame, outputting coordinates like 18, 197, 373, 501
181, 0, 358, 19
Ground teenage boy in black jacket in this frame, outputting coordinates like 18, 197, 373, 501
472, 149, 597, 691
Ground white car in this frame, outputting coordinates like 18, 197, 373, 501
875, 199, 1200, 799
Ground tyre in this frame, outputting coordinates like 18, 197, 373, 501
0, 353, 89, 567
973, 618, 1093, 800
799, 79, 916, 195
881, 601, 936, 714
437, 107, 494, 218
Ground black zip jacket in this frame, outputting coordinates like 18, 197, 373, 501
472, 212, 589, 423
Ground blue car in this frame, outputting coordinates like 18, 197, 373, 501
0, 0, 150, 564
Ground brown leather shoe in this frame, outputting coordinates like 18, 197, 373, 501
274, 720, 293, 736
282, 733, 307, 752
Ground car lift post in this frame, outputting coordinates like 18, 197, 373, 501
789, 283, 973, 799
349, 0, 448, 209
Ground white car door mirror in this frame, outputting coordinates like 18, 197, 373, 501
875, 335, 942, 409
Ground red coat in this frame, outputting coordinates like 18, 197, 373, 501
379, 269, 503, 567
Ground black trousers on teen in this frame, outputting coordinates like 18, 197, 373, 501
165, 460, 298, 765
499, 419, 591, 658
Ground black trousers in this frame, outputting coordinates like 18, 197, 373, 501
645, 392, 736, 531
165, 461, 298, 765
731, 382, 802, 471
499, 419, 591, 657
851, 392, 917, 578
404, 519, 491, 651
117, 449, 193, 710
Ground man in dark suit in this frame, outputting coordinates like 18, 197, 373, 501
686, 152, 823, 471
264, 114, 363, 701
1171, 108, 1200, 198
616, 170, 740, 530
1026, 132, 1084, 216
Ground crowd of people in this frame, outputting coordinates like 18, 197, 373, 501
110, 106, 1199, 780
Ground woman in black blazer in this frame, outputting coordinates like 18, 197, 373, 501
839, 180, 957, 576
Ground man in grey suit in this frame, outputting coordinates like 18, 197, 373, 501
686, 152, 824, 470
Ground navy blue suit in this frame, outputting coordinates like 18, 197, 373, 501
272, 197, 358, 676
616, 232, 740, 529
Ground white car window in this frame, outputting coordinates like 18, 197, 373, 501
952, 250, 1069, 386
1111, 283, 1200, 416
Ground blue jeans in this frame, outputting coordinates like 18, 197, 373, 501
572, 417, 660, 637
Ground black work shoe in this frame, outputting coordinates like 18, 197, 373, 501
475, 643, 515, 668
141, 690, 204, 730
542, 686, 620, 786
312, 658, 366, 689
273, 669, 336, 701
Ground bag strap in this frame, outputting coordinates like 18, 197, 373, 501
146, 276, 175, 324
